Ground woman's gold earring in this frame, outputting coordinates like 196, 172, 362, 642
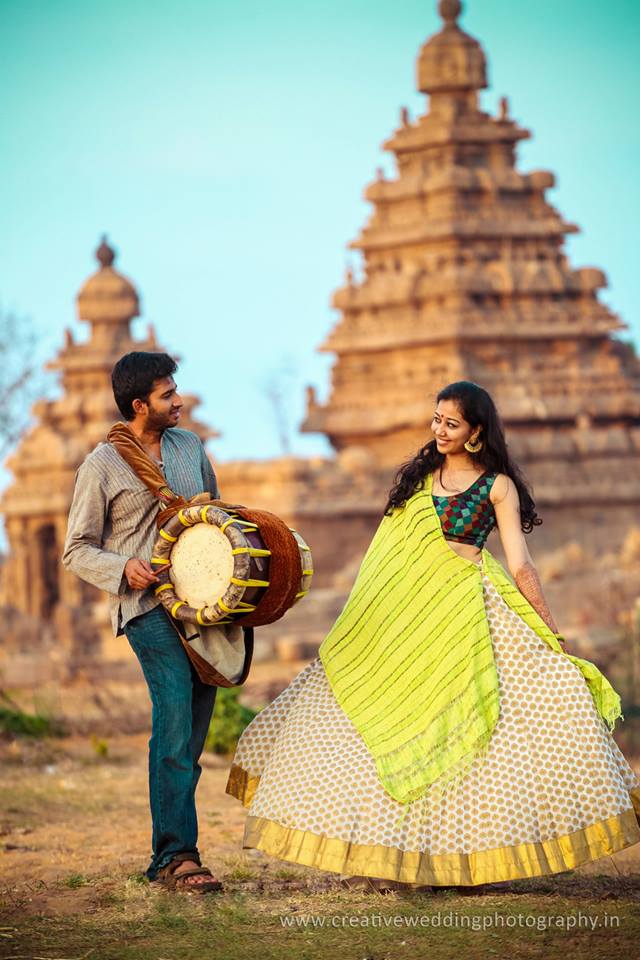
464, 435, 483, 453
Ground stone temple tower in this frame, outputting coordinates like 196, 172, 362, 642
0, 239, 213, 680
303, 0, 640, 548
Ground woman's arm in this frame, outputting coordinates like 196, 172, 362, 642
492, 474, 560, 637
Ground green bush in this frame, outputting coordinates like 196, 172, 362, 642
0, 688, 64, 738
0, 704, 59, 738
205, 687, 258, 755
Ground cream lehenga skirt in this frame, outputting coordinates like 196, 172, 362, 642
226, 568, 640, 886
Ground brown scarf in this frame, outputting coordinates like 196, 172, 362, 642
106, 421, 241, 526
106, 421, 302, 628
106, 422, 179, 503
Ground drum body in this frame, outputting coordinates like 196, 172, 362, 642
151, 504, 312, 627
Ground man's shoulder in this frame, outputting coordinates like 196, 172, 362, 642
163, 427, 204, 450
80, 442, 127, 475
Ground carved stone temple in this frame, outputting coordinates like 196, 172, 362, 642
220, 0, 640, 656
303, 0, 640, 520
0, 239, 212, 683
1, 1, 639, 693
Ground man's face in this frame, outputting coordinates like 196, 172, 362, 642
140, 375, 184, 430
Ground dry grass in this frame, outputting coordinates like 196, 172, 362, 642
1, 733, 639, 960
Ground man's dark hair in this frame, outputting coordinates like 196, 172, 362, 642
111, 352, 178, 420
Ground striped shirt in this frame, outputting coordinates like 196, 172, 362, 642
62, 427, 220, 635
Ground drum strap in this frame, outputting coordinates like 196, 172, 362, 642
106, 422, 304, 638
106, 421, 241, 525
106, 421, 180, 505
106, 421, 255, 687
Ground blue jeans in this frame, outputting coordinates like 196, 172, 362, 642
125, 604, 217, 880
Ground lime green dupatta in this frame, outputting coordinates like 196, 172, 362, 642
318, 472, 623, 805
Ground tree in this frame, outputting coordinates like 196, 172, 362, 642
0, 305, 41, 459
262, 358, 298, 456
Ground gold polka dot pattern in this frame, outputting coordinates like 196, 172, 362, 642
232, 572, 640, 857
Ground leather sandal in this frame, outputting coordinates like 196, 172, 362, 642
339, 875, 424, 894
154, 852, 223, 894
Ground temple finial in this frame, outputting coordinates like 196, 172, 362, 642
96, 234, 115, 268
418, 0, 486, 96
439, 0, 462, 26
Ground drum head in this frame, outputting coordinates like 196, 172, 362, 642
152, 504, 259, 624
170, 523, 234, 609
152, 502, 312, 627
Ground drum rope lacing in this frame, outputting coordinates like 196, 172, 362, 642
150, 509, 277, 625
106, 419, 313, 632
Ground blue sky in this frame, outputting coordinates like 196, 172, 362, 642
1, 0, 638, 467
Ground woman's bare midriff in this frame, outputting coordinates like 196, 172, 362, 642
443, 540, 483, 564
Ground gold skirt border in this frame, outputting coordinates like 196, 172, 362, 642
226, 766, 640, 886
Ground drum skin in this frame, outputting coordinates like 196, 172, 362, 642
151, 503, 312, 628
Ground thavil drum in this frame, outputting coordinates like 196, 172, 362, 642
151, 503, 313, 629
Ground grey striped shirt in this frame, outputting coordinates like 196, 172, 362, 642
62, 427, 220, 635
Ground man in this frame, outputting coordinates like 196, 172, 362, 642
63, 351, 223, 892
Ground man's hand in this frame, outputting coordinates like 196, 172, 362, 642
124, 558, 162, 590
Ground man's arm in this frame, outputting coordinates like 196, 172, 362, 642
62, 460, 131, 595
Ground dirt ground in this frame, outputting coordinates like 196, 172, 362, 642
1, 733, 640, 960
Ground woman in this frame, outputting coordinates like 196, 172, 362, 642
226, 381, 640, 889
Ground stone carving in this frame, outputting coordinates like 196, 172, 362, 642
1, 3, 639, 689
0, 238, 214, 682
300, 0, 640, 542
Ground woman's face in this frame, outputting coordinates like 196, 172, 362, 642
431, 399, 479, 454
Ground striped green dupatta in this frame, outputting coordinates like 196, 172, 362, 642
319, 472, 622, 805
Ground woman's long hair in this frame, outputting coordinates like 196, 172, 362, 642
384, 381, 542, 533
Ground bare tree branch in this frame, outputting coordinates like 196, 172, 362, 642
261, 358, 297, 456
0, 304, 44, 459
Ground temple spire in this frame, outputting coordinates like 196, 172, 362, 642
95, 234, 115, 268
302, 0, 639, 506
76, 235, 140, 346
417, 0, 487, 102
439, 0, 461, 26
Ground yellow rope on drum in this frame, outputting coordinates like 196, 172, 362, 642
150, 556, 171, 566
231, 547, 271, 557
159, 529, 178, 543
154, 583, 173, 595
220, 516, 259, 535
196, 608, 210, 626
230, 577, 270, 589
171, 600, 187, 618
217, 597, 257, 614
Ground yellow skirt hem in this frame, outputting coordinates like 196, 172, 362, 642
227, 762, 260, 808
226, 767, 640, 886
